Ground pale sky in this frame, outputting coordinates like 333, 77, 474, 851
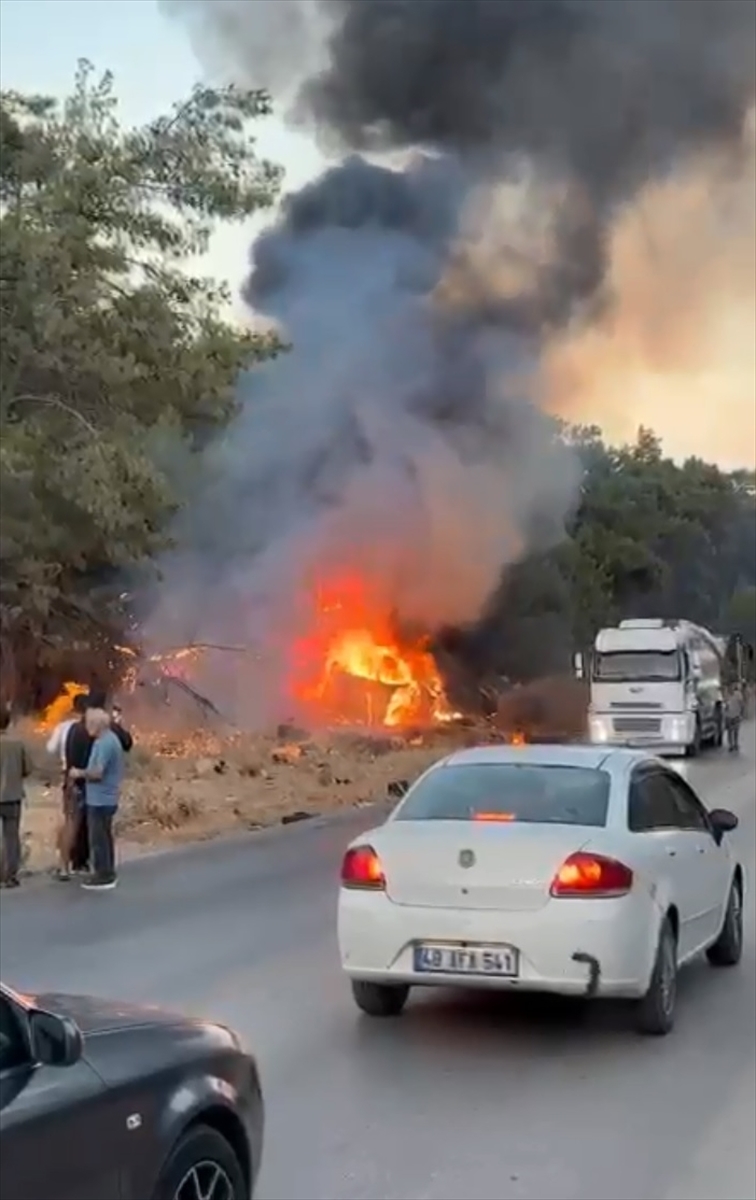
0, 0, 324, 315
2, 0, 753, 467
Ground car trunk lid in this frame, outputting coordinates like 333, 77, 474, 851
374, 821, 592, 912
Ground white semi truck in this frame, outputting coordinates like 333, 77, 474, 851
584, 618, 724, 757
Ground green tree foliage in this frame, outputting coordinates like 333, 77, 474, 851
568, 427, 756, 635
2, 66, 754, 705
0, 63, 283, 696
723, 587, 756, 650
474, 427, 756, 682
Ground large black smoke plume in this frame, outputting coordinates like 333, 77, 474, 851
155, 0, 756, 724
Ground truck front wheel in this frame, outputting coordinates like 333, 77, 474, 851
685, 717, 702, 758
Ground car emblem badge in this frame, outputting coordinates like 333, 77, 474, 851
459, 849, 475, 869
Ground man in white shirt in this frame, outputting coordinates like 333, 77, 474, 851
46, 710, 79, 767
47, 693, 87, 878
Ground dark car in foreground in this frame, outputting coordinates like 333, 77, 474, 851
0, 983, 263, 1200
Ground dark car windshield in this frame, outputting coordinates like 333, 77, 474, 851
593, 650, 681, 682
394, 763, 611, 827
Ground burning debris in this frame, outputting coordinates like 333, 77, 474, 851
34, 590, 467, 748
288, 572, 460, 728
147, 0, 756, 730
31, 8, 754, 749
22, 652, 587, 875
32, 643, 232, 752
35, 682, 89, 732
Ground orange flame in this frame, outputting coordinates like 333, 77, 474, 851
34, 681, 88, 732
289, 573, 458, 728
33, 644, 204, 733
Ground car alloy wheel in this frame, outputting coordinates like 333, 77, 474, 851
174, 1161, 235, 1200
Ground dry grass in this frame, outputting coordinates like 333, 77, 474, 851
14, 727, 458, 874
14, 676, 588, 875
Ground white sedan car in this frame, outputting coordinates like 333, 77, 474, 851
338, 744, 744, 1035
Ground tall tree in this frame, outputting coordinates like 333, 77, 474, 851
477, 425, 756, 682
0, 63, 284, 699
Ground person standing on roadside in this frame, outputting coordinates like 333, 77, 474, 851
0, 707, 31, 889
725, 683, 744, 752
62, 693, 94, 878
46, 702, 79, 768
54, 693, 89, 880
65, 693, 133, 876
68, 708, 124, 891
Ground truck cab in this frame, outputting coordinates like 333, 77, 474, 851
585, 619, 724, 756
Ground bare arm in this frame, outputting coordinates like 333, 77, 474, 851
46, 725, 62, 756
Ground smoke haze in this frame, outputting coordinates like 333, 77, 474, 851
156, 0, 756, 723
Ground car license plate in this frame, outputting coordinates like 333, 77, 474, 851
413, 942, 519, 977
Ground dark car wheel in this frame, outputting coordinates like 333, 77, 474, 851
685, 718, 702, 758
634, 916, 677, 1036
351, 979, 410, 1017
153, 1126, 247, 1200
706, 877, 743, 967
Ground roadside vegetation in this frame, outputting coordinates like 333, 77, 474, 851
0, 62, 283, 704
1, 65, 754, 707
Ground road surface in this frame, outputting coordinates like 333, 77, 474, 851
2, 730, 755, 1200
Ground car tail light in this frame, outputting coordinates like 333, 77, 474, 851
341, 845, 385, 890
550, 852, 633, 898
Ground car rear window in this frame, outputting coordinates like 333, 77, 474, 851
394, 763, 611, 827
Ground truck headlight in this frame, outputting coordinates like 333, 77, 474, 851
668, 716, 689, 741
589, 715, 611, 742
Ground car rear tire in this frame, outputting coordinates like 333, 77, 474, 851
351, 979, 410, 1017
152, 1125, 247, 1200
706, 877, 743, 967
634, 916, 677, 1036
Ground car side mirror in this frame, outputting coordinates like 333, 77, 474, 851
29, 1009, 83, 1068
709, 808, 738, 844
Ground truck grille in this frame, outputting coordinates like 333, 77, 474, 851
613, 716, 662, 734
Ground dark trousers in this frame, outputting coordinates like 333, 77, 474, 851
0, 801, 22, 882
71, 802, 90, 871
87, 806, 117, 880
726, 719, 741, 751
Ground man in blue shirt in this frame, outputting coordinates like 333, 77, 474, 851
68, 708, 124, 891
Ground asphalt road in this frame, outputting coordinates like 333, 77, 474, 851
2, 729, 755, 1200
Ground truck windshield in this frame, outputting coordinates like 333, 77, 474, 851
593, 650, 681, 682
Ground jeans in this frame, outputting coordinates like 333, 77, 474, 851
87, 806, 117, 880
71, 793, 90, 871
726, 720, 741, 751
0, 801, 22, 882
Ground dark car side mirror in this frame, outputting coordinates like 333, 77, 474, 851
29, 1009, 83, 1068
709, 808, 739, 844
